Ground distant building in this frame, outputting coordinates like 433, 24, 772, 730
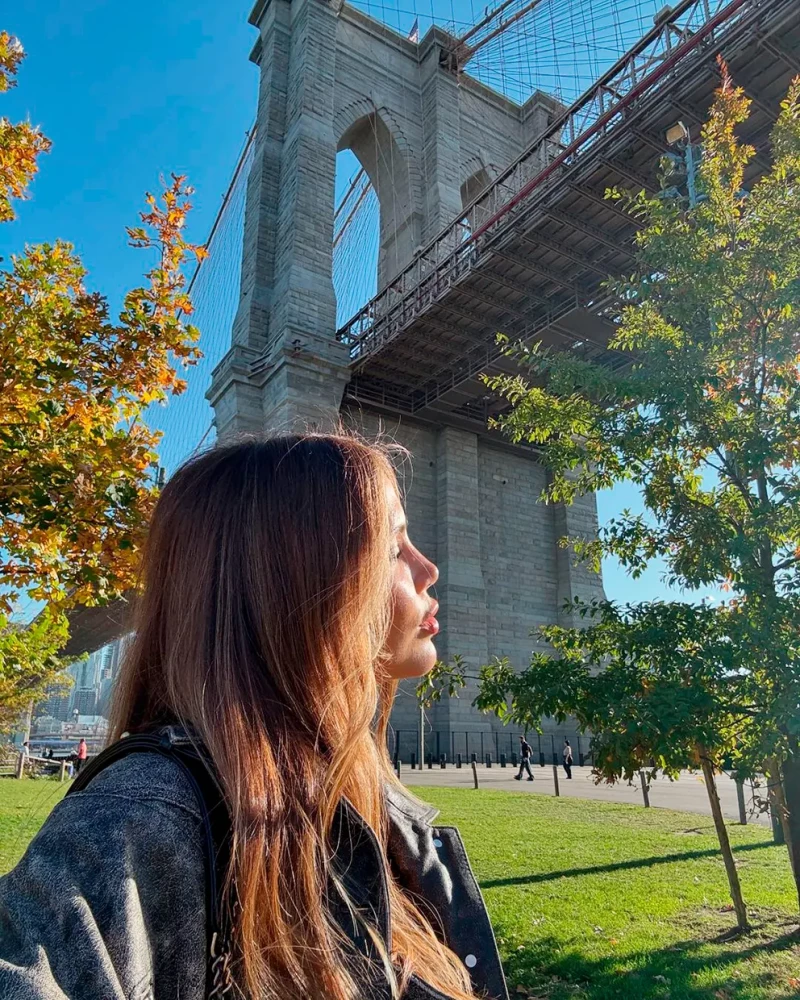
72, 688, 98, 716
37, 691, 71, 722
31, 715, 62, 736
33, 636, 130, 729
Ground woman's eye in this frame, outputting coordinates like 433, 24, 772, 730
392, 547, 402, 560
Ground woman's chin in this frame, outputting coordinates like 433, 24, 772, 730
385, 643, 438, 680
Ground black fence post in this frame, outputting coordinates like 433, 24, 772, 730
457, 753, 462, 769
436, 732, 441, 761
426, 753, 433, 770
485, 753, 492, 768
470, 752, 477, 764
511, 752, 518, 767
440, 754, 446, 769
410, 752, 416, 771
500, 754, 507, 768
480, 733, 485, 760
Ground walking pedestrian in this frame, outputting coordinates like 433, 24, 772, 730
563, 738, 573, 779
74, 738, 88, 775
514, 735, 534, 781
0, 435, 509, 1000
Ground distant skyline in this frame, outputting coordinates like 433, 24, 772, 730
3, 0, 697, 606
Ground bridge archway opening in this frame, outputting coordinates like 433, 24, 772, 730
334, 111, 420, 326
461, 165, 498, 234
333, 147, 379, 328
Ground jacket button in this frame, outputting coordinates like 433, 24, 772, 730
433, 838, 443, 848
464, 955, 477, 969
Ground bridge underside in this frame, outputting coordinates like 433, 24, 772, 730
345, 7, 800, 430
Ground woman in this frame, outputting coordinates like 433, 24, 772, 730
0, 435, 508, 1000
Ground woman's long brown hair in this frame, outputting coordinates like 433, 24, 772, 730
109, 434, 475, 1000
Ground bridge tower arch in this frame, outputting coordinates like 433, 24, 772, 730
208, 0, 543, 437
207, 0, 604, 745
336, 103, 423, 292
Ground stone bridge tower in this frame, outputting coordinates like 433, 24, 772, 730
208, 0, 604, 751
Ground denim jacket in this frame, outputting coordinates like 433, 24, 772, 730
0, 752, 508, 1000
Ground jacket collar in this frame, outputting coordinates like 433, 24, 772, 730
384, 781, 440, 827
329, 783, 438, 948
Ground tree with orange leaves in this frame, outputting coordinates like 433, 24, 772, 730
0, 31, 205, 731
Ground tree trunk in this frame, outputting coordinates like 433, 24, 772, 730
768, 781, 786, 845
22, 700, 33, 744
698, 746, 749, 931
765, 757, 789, 839
778, 751, 800, 912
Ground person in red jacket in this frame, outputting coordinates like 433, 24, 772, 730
75, 739, 88, 774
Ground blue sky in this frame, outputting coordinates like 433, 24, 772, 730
2, 0, 692, 606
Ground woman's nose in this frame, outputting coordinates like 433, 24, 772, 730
418, 551, 438, 590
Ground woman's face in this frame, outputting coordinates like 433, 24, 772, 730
383, 484, 440, 679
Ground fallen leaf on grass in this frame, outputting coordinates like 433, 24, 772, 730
714, 991, 731, 1000
788, 979, 799, 989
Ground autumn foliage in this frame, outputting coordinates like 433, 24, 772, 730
0, 32, 204, 729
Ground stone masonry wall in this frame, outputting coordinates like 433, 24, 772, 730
343, 407, 604, 743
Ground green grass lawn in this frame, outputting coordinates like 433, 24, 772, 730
1, 779, 798, 998
411, 787, 800, 1000
0, 778, 67, 876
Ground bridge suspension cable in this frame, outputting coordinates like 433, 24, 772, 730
147, 0, 702, 468
144, 127, 256, 476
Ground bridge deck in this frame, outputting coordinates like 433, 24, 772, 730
340, 0, 800, 428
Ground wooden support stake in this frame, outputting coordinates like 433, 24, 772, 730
639, 770, 651, 808
699, 748, 749, 930
471, 761, 479, 789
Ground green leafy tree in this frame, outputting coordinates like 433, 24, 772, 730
472, 64, 800, 917
0, 32, 204, 731
474, 602, 773, 929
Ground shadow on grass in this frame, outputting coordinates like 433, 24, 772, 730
500, 918, 800, 1000
482, 840, 775, 889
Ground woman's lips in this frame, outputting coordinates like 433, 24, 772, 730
420, 615, 440, 635
420, 602, 440, 635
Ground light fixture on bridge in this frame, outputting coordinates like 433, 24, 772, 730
665, 121, 689, 146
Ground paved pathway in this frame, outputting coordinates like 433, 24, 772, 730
401, 763, 772, 827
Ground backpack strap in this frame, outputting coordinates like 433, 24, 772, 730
68, 726, 233, 997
